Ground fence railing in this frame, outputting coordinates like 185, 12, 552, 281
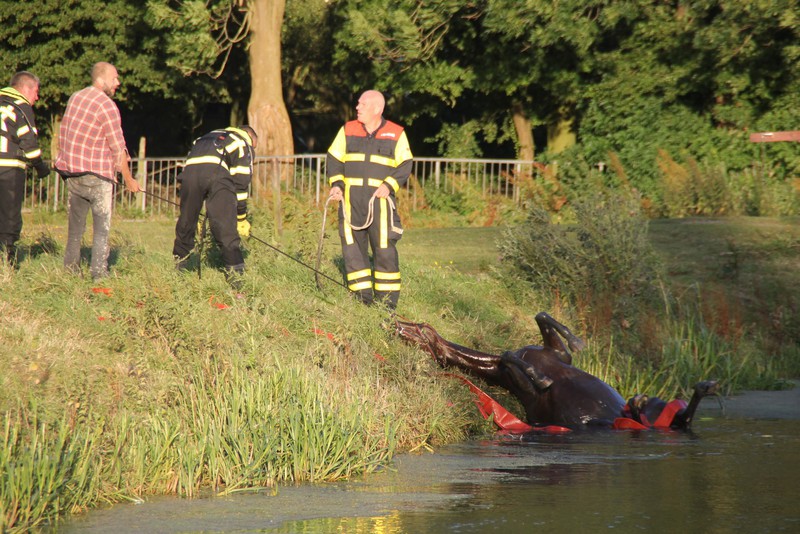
23, 156, 542, 216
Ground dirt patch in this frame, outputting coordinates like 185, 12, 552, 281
698, 380, 800, 420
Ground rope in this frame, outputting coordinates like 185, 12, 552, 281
314, 190, 402, 291
340, 190, 402, 236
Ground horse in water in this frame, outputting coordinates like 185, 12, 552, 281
395, 312, 719, 431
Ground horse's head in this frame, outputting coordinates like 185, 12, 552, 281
394, 319, 449, 365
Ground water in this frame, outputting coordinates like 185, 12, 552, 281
56, 413, 800, 533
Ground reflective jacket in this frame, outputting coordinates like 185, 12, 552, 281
181, 127, 255, 216
326, 118, 413, 227
0, 86, 45, 173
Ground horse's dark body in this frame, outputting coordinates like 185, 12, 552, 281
396, 312, 718, 430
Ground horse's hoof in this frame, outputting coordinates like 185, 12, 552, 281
567, 336, 586, 352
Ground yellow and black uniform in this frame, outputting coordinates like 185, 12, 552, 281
172, 127, 255, 278
0, 86, 49, 263
326, 118, 413, 309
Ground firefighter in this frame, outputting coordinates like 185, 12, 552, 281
326, 90, 413, 310
0, 71, 50, 266
172, 126, 257, 286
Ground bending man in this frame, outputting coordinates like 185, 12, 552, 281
172, 126, 257, 287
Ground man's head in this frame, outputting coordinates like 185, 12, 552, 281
91, 62, 121, 97
10, 71, 40, 105
239, 125, 258, 150
356, 90, 385, 132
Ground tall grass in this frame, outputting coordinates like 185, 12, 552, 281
1, 200, 797, 530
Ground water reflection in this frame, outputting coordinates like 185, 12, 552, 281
56, 417, 800, 533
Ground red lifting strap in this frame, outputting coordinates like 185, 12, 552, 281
441, 373, 571, 434
613, 399, 688, 430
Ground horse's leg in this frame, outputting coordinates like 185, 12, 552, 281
535, 312, 585, 364
501, 351, 553, 391
672, 380, 720, 429
396, 319, 508, 383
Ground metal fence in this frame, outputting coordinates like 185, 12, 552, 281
23, 156, 542, 216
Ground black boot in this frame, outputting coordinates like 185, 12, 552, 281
174, 254, 190, 272
225, 263, 246, 290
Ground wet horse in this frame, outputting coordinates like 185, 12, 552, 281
395, 312, 719, 430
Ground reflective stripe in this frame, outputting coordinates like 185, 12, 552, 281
17, 125, 30, 136
229, 165, 251, 175
349, 281, 373, 291
343, 177, 364, 187
379, 197, 388, 248
185, 155, 227, 169
343, 183, 354, 244
384, 177, 400, 193
327, 128, 347, 161
342, 153, 366, 162
24, 148, 41, 159
236, 192, 248, 201
367, 178, 383, 188
328, 173, 344, 185
374, 271, 400, 280
0, 158, 25, 168
224, 137, 245, 154
370, 154, 395, 166
374, 282, 401, 292
347, 268, 372, 281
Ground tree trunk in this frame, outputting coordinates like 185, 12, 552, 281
248, 0, 293, 237
511, 102, 535, 161
547, 113, 576, 154
248, 0, 293, 157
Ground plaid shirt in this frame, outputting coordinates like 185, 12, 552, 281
55, 86, 127, 180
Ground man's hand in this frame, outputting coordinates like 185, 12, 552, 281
118, 153, 141, 193
375, 183, 391, 199
328, 186, 343, 201
123, 175, 142, 193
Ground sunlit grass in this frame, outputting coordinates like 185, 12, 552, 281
1, 208, 798, 531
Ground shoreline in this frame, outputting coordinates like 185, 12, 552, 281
697, 380, 800, 420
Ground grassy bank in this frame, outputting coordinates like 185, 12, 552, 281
1, 211, 799, 531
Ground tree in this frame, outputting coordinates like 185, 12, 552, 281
248, 0, 293, 157
147, 0, 293, 157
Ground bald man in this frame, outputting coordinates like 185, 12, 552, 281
55, 61, 140, 280
326, 90, 413, 310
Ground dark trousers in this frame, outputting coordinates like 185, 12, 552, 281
0, 167, 25, 258
339, 196, 402, 309
173, 172, 243, 269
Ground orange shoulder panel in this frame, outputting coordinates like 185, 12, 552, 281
344, 120, 366, 137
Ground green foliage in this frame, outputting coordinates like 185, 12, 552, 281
498, 194, 662, 314
1, 210, 798, 529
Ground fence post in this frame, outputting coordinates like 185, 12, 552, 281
272, 157, 283, 238
138, 137, 147, 212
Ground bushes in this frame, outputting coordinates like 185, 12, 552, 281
498, 193, 662, 320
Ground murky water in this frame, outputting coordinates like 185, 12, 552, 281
56, 414, 800, 533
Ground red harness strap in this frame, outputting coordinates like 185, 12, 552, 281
613, 399, 688, 430
441, 373, 571, 434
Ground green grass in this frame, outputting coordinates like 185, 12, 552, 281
1, 209, 799, 531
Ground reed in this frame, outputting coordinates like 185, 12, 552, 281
1, 210, 797, 530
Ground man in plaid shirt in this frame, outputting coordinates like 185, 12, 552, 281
55, 62, 140, 280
